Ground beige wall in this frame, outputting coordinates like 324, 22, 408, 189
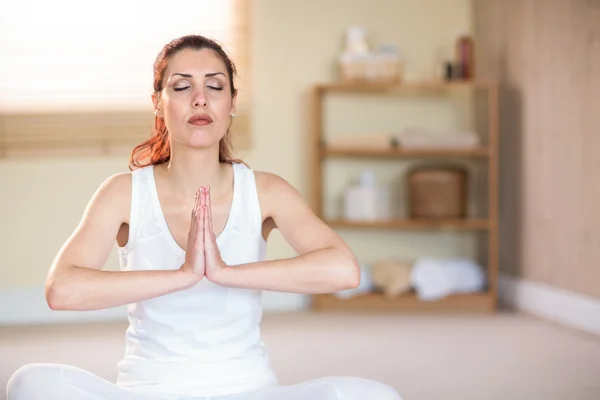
0, 1, 473, 295
474, 0, 600, 298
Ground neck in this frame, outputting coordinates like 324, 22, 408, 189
160, 142, 230, 199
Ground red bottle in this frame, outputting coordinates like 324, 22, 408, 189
456, 35, 474, 80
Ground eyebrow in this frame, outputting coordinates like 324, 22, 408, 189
170, 72, 226, 79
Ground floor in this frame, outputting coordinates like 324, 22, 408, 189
1, 311, 600, 400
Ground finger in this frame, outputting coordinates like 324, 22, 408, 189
187, 214, 196, 251
199, 203, 206, 247
204, 186, 210, 222
203, 185, 209, 218
198, 204, 206, 270
197, 187, 204, 231
190, 190, 200, 236
204, 205, 215, 250
197, 187, 204, 228
206, 188, 215, 240
194, 190, 200, 219
190, 190, 200, 250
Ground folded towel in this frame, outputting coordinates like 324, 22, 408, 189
410, 257, 486, 301
327, 133, 394, 149
394, 128, 480, 149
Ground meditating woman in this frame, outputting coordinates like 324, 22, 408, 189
6, 34, 402, 400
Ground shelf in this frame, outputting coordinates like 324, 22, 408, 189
310, 79, 499, 313
326, 218, 490, 230
321, 146, 490, 159
312, 292, 495, 313
315, 80, 497, 94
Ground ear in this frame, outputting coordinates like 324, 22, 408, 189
152, 92, 164, 118
229, 91, 238, 118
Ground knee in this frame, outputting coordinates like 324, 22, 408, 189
6, 363, 63, 400
356, 379, 402, 400
331, 377, 403, 400
369, 381, 402, 400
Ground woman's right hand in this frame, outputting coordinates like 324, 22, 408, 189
180, 187, 206, 284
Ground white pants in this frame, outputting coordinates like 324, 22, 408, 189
6, 363, 402, 400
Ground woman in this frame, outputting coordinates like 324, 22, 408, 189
7, 35, 402, 400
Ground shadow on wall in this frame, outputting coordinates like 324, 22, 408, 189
498, 51, 523, 278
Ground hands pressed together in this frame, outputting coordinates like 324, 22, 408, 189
180, 185, 227, 285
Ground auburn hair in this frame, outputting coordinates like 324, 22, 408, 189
129, 35, 243, 170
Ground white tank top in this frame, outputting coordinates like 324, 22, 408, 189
115, 162, 278, 397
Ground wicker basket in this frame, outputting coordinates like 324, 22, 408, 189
407, 166, 468, 219
338, 54, 402, 84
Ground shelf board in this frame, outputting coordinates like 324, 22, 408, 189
315, 80, 496, 93
321, 146, 490, 159
326, 218, 490, 230
312, 292, 495, 313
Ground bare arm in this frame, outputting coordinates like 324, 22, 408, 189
46, 173, 197, 311
215, 172, 360, 294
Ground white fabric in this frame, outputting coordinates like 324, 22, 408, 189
116, 163, 276, 397
6, 363, 402, 400
6, 162, 402, 400
411, 257, 486, 301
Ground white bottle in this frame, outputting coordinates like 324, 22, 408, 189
359, 170, 378, 221
345, 27, 369, 54
344, 170, 383, 221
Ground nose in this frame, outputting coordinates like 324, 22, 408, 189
192, 87, 208, 108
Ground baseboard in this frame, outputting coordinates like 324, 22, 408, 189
261, 292, 310, 312
0, 287, 309, 325
0, 287, 128, 325
499, 273, 600, 336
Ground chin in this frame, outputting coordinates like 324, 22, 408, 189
188, 133, 221, 149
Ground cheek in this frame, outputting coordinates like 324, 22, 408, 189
212, 97, 233, 119
164, 99, 186, 122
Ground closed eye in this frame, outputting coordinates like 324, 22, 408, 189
174, 86, 190, 92
208, 86, 223, 91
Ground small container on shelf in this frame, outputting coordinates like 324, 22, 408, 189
407, 165, 468, 219
337, 27, 403, 84
339, 50, 403, 84
343, 170, 391, 221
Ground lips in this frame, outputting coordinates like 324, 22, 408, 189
188, 114, 213, 126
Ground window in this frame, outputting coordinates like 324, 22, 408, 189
0, 0, 251, 155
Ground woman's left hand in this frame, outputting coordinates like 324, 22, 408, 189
200, 185, 227, 283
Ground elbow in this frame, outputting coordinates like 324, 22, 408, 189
45, 278, 70, 310
45, 280, 61, 310
339, 252, 361, 291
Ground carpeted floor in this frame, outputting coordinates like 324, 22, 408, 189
1, 311, 600, 400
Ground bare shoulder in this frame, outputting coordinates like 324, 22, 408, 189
254, 170, 307, 216
96, 172, 131, 201
87, 171, 132, 224
49, 171, 133, 273
98, 171, 132, 194
254, 170, 293, 192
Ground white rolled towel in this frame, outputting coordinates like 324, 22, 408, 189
410, 257, 486, 301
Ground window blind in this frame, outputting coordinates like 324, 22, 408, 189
0, 0, 252, 155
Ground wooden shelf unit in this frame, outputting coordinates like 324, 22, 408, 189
321, 146, 490, 159
313, 292, 495, 313
326, 218, 491, 230
310, 80, 499, 313
315, 80, 497, 93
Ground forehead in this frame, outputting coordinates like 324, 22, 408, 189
164, 48, 228, 78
